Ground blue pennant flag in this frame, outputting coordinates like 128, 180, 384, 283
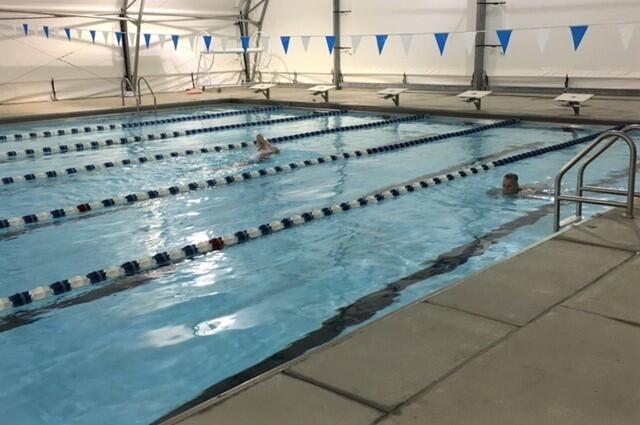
115, 32, 123, 46
22, 23, 29, 36
202, 35, 212, 52
570, 25, 588, 51
241, 35, 250, 52
144, 33, 152, 48
375, 34, 388, 54
43, 26, 49, 38
64, 28, 71, 41
89, 30, 96, 43
325, 35, 336, 54
172, 34, 180, 50
280, 36, 291, 54
434, 32, 449, 56
496, 29, 513, 54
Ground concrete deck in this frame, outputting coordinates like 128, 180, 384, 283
1, 86, 639, 126
168, 206, 640, 425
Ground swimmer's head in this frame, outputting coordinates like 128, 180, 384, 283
502, 173, 520, 195
256, 134, 269, 149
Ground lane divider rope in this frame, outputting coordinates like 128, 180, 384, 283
0, 119, 515, 233
0, 110, 347, 163
0, 124, 622, 312
0, 106, 284, 143
7, 120, 612, 311
1, 115, 424, 187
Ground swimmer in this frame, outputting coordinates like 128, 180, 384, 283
255, 134, 280, 160
501, 173, 544, 197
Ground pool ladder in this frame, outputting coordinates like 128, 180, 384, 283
120, 77, 157, 113
553, 124, 640, 231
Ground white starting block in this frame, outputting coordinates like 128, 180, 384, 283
308, 85, 334, 103
378, 88, 407, 106
250, 83, 276, 100
554, 93, 594, 116
457, 90, 492, 110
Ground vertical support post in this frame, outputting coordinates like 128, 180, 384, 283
333, 0, 342, 90
239, 1, 252, 84
119, 5, 133, 84
250, 0, 270, 82
132, 0, 146, 85
472, 1, 487, 90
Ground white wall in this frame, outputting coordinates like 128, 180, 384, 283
259, 0, 640, 90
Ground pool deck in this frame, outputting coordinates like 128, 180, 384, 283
0, 86, 639, 126
166, 204, 640, 425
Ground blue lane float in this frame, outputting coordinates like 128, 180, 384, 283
0, 119, 517, 233
0, 115, 425, 186
0, 106, 283, 143
0, 110, 347, 162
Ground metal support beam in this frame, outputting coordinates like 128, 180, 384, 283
238, 1, 252, 83
250, 0, 270, 82
132, 0, 146, 85
472, 1, 487, 90
119, 5, 133, 84
333, 0, 342, 90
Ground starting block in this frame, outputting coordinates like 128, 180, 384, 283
378, 88, 407, 106
250, 83, 276, 100
308, 85, 334, 102
457, 90, 492, 110
554, 93, 594, 116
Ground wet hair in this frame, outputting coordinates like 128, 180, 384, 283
504, 173, 519, 182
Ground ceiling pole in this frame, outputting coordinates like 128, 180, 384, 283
249, 0, 270, 82
238, 0, 252, 83
332, 0, 342, 89
472, 1, 487, 90
119, 1, 133, 86
132, 0, 146, 85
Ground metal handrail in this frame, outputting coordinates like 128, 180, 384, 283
553, 126, 639, 231
120, 77, 139, 108
136, 76, 157, 113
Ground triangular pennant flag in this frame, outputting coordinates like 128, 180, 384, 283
434, 32, 449, 56
351, 35, 362, 54
128, 32, 136, 47
496, 29, 512, 54
280, 36, 291, 54
159, 34, 166, 50
144, 33, 152, 48
618, 23, 635, 50
171, 34, 180, 50
220, 35, 228, 51
77, 29, 84, 41
262, 35, 270, 52
115, 31, 123, 46
22, 23, 29, 36
64, 28, 71, 41
400, 34, 413, 55
325, 35, 336, 54
102, 31, 110, 44
43, 26, 49, 38
463, 32, 476, 55
241, 35, 250, 52
570, 25, 588, 51
192, 36, 198, 51
90, 30, 96, 43
535, 28, 550, 54
202, 34, 212, 52
375, 34, 388, 54
300, 36, 311, 52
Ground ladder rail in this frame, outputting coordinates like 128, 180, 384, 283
120, 77, 138, 108
553, 127, 638, 232
136, 76, 157, 113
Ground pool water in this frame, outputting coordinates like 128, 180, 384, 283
0, 104, 634, 424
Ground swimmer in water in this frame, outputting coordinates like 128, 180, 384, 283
501, 173, 545, 197
255, 134, 280, 160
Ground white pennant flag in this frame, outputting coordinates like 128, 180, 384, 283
76, 29, 84, 41
535, 28, 550, 54
127, 32, 135, 47
618, 23, 636, 50
462, 31, 476, 56
400, 34, 413, 55
102, 31, 110, 45
261, 35, 270, 52
220, 35, 228, 51
300, 35, 311, 52
351, 35, 362, 54
159, 34, 166, 50
187, 35, 196, 51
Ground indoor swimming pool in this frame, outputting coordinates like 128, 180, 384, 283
0, 104, 633, 425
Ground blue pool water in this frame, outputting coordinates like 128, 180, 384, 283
0, 104, 634, 424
